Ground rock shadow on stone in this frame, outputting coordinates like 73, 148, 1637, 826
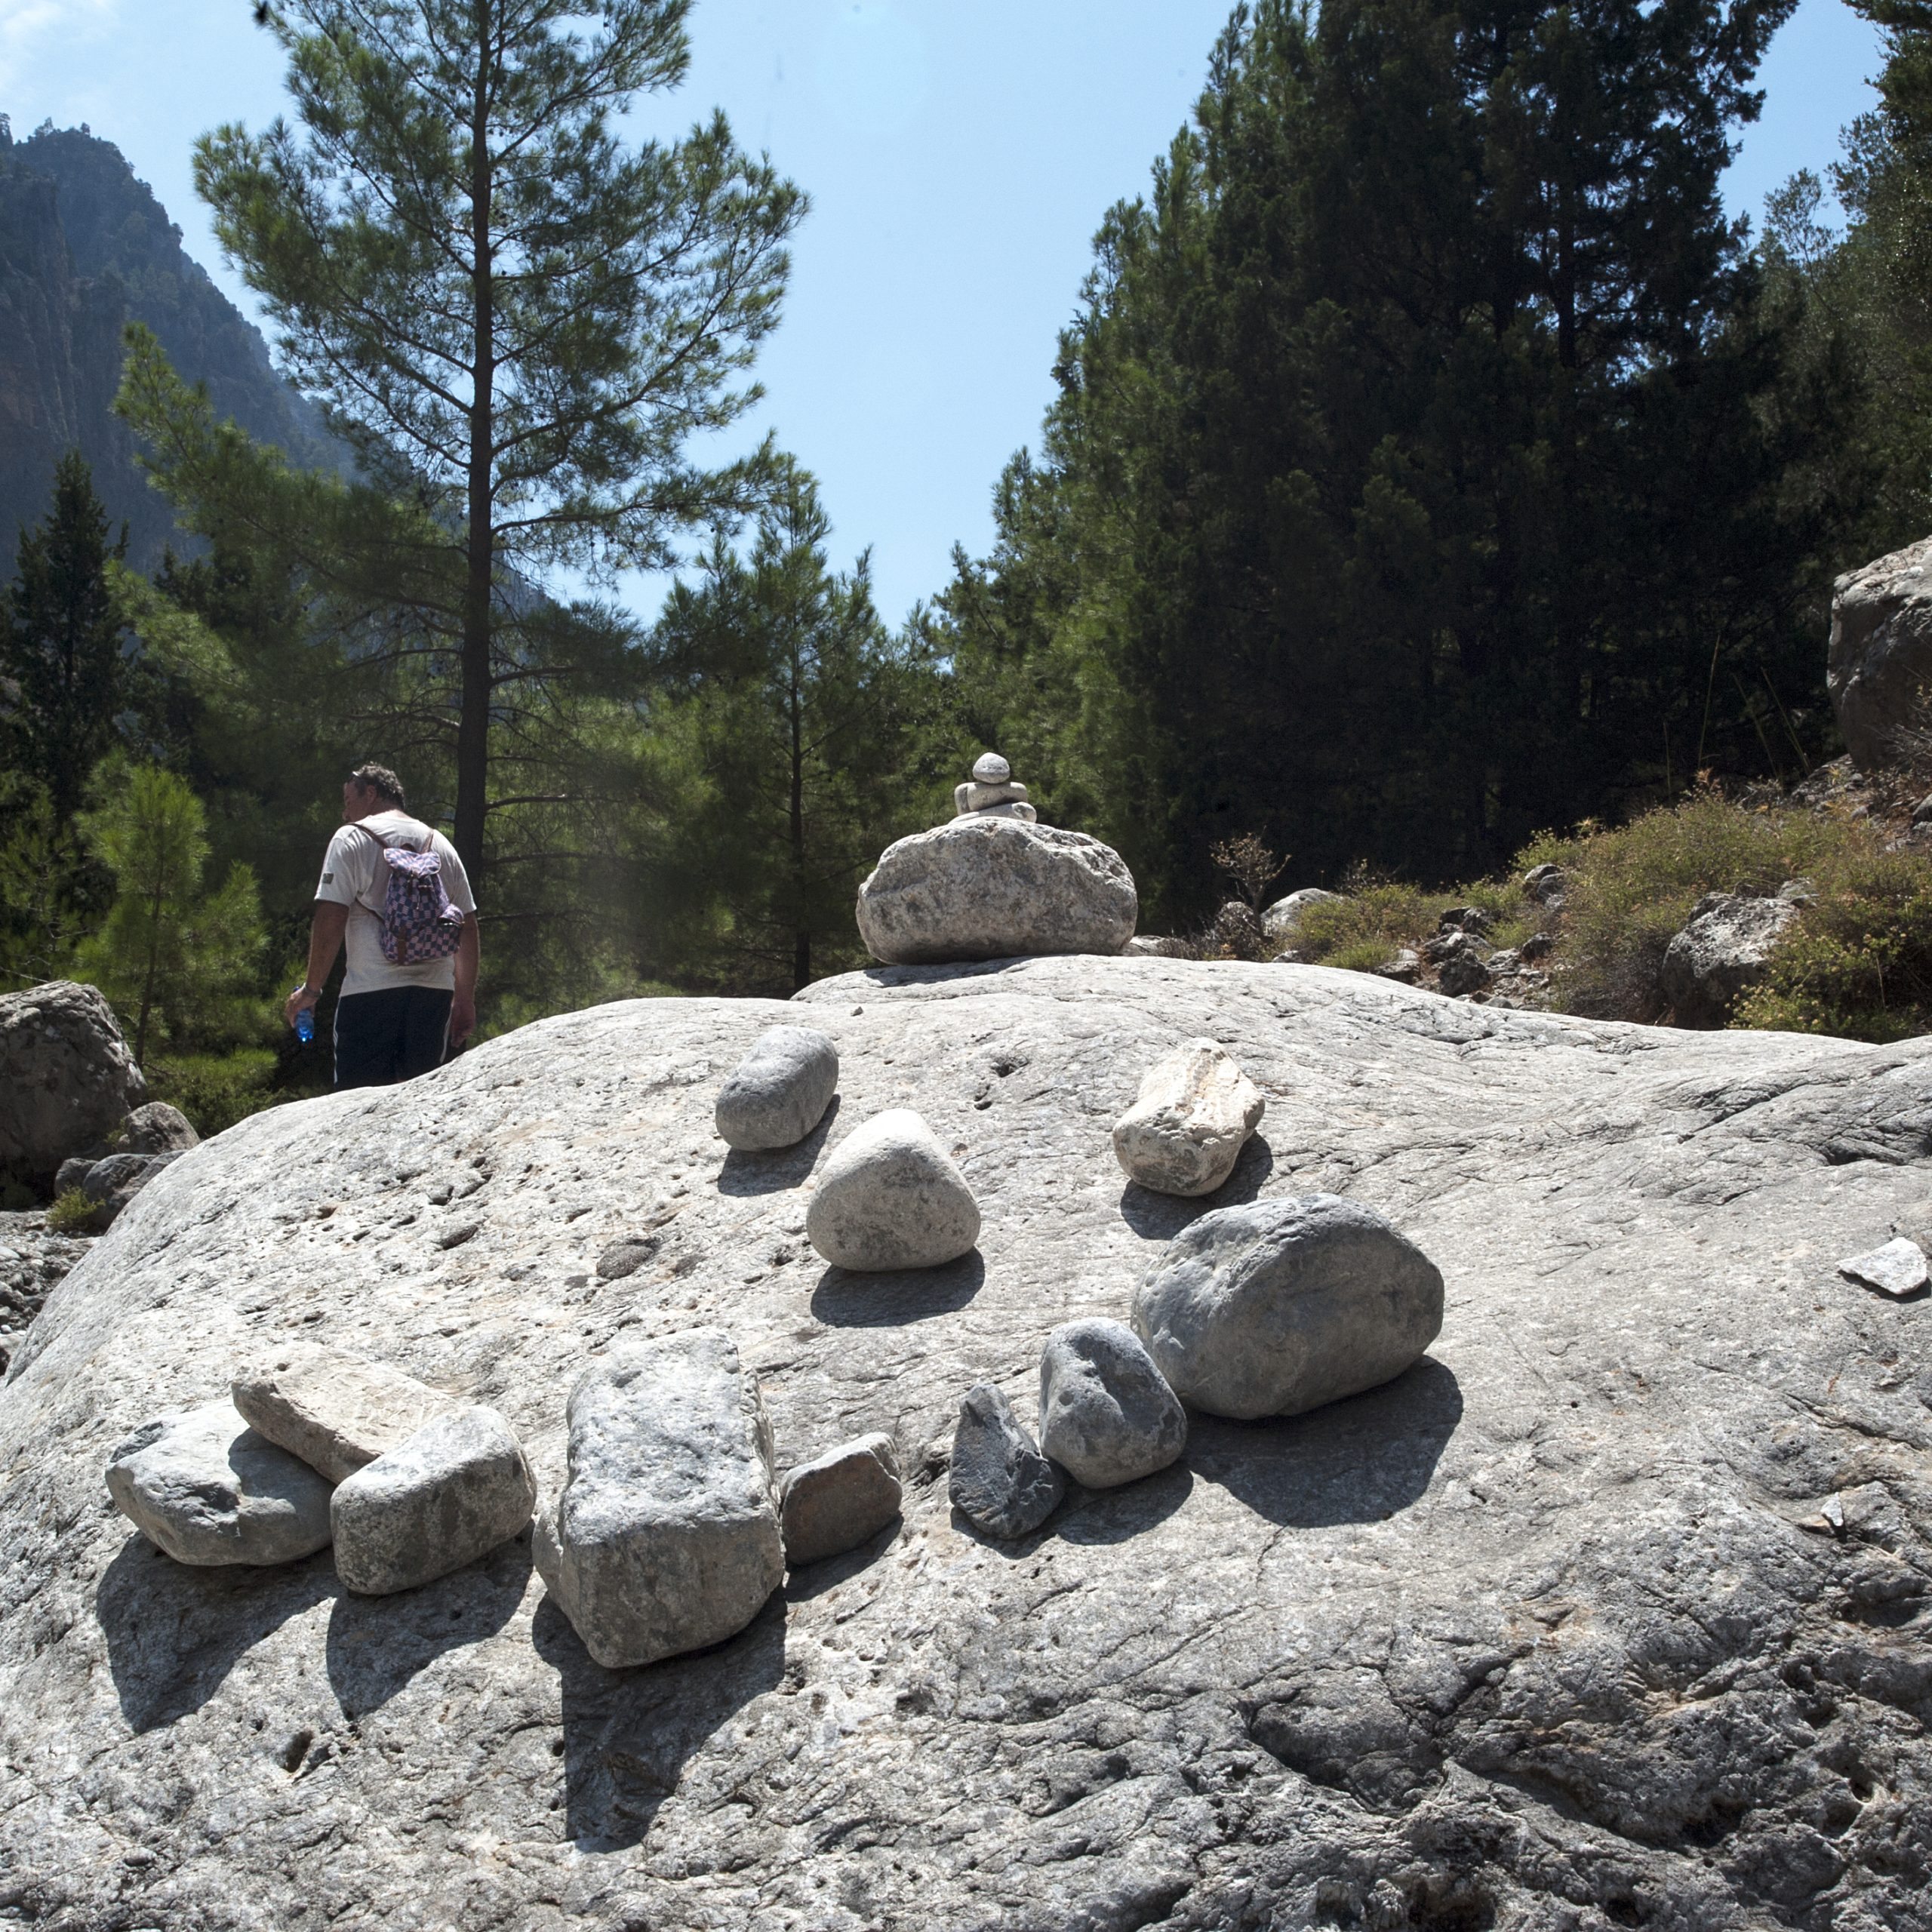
1115, 1133, 1276, 1241
96, 1531, 335, 1734
781, 1519, 903, 1604
325, 1529, 532, 1719
808, 1249, 984, 1327
1186, 1356, 1463, 1529
531, 1588, 787, 1852
1048, 1460, 1195, 1550
715, 1095, 841, 1198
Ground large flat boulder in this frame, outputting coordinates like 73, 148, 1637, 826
4, 959, 1932, 1927
1829, 533, 1932, 769
0, 980, 146, 1193
855, 815, 1137, 964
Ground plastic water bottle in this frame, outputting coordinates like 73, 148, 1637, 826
296, 1007, 315, 1045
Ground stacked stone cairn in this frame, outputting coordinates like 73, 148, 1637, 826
953, 750, 1036, 822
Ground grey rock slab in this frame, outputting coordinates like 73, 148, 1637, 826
780, 1431, 902, 1566
1112, 1038, 1266, 1197
10, 958, 1932, 1926
533, 1328, 783, 1669
949, 1382, 1063, 1539
855, 815, 1137, 964
1133, 1193, 1445, 1420
0, 980, 146, 1192
331, 1405, 535, 1595
1829, 533, 1932, 768
805, 1108, 980, 1270
714, 1024, 838, 1151
1037, 1318, 1186, 1489
232, 1342, 453, 1484
1838, 1235, 1930, 1300
1661, 891, 1798, 1028
104, 1403, 334, 1566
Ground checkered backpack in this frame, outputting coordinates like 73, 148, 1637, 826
364, 826, 466, 965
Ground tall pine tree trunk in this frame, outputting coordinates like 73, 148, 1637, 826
455, 10, 495, 883
789, 639, 809, 992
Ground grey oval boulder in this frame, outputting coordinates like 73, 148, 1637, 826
0, 980, 146, 1193
1660, 892, 1797, 1029
1112, 1040, 1265, 1197
105, 1403, 334, 1566
780, 1432, 902, 1567
331, 1405, 536, 1596
1038, 1318, 1186, 1489
715, 1025, 839, 1151
949, 1383, 1063, 1540
855, 817, 1137, 965
806, 1109, 980, 1271
1132, 1195, 1444, 1420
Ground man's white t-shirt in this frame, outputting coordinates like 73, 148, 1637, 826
314, 810, 477, 998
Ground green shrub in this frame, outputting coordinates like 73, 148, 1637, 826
1292, 876, 1534, 969
1734, 856, 1932, 1041
145, 1048, 288, 1139
45, 1189, 100, 1234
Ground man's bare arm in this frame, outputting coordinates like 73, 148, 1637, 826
450, 913, 480, 1048
285, 902, 349, 1029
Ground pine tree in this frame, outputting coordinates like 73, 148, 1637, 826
179, 0, 803, 884
1, 451, 136, 823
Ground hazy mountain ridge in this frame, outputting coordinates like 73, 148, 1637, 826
0, 119, 346, 568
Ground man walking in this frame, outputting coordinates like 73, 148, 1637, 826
285, 764, 479, 1089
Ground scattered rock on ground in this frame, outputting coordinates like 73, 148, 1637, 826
948, 1382, 1064, 1540
855, 816, 1137, 964
1133, 1193, 1445, 1420
1660, 891, 1798, 1028
112, 1102, 198, 1155
1522, 863, 1566, 908
806, 1109, 980, 1271
104, 1403, 334, 1566
1838, 1235, 1930, 1300
53, 1156, 94, 1195
534, 1328, 783, 1669
1111, 1039, 1265, 1197
1434, 931, 1492, 998
331, 1406, 536, 1595
1261, 888, 1340, 946
1829, 533, 1932, 769
1123, 934, 1191, 958
232, 1342, 453, 1484
715, 1024, 839, 1151
79, 1150, 180, 1227
780, 1432, 902, 1566
1375, 947, 1420, 982
594, 1235, 659, 1280
0, 1209, 88, 1376
1037, 1317, 1186, 1489
0, 980, 146, 1194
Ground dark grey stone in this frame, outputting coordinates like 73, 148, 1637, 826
1037, 1318, 1186, 1489
780, 1432, 901, 1566
81, 1151, 179, 1226
949, 1383, 1063, 1539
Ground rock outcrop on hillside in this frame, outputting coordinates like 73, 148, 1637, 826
3, 958, 1931, 1930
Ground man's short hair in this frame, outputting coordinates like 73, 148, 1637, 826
349, 763, 407, 809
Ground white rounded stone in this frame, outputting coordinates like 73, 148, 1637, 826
806, 1109, 980, 1271
971, 752, 1011, 783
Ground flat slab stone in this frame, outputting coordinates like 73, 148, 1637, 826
949, 1382, 1063, 1540
806, 1109, 980, 1271
1838, 1236, 1930, 1300
1112, 1039, 1266, 1197
780, 1432, 903, 1566
534, 1329, 783, 1669
1133, 1193, 1444, 1420
715, 1025, 839, 1151
331, 1406, 536, 1595
855, 817, 1137, 964
232, 1343, 451, 1484
105, 1403, 334, 1567
1037, 1317, 1186, 1488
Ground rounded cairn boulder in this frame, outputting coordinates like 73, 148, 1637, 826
1131, 1194, 1444, 1420
854, 817, 1137, 965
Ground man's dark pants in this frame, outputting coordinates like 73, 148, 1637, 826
334, 987, 451, 1091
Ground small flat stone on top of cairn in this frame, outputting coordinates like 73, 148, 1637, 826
806, 1109, 980, 1271
1838, 1236, 1929, 1300
534, 1328, 783, 1669
953, 749, 1037, 823
331, 1405, 536, 1595
715, 1024, 839, 1151
1133, 1195, 1444, 1420
780, 1432, 902, 1566
1038, 1318, 1186, 1489
233, 1342, 451, 1484
106, 1404, 334, 1566
1112, 1039, 1265, 1197
949, 1383, 1064, 1540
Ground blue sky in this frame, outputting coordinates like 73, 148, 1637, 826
0, 0, 1888, 627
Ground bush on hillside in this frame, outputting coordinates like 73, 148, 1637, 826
145, 1049, 291, 1139
1291, 871, 1537, 972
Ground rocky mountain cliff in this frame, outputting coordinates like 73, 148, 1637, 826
2, 956, 1930, 1928
0, 118, 343, 569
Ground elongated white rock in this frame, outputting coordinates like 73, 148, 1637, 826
233, 1342, 450, 1484
806, 1109, 980, 1271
